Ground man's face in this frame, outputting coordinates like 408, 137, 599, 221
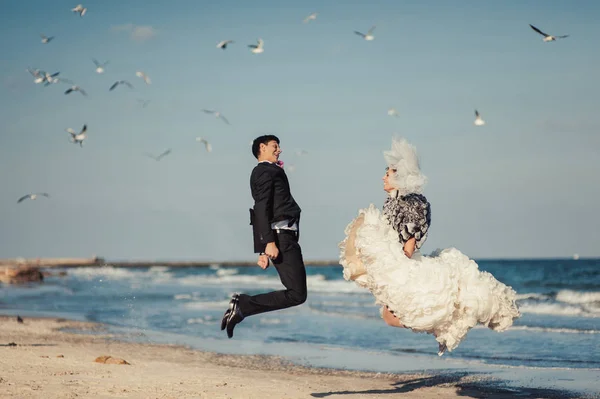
260, 140, 282, 163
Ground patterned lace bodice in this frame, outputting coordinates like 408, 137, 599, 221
382, 191, 431, 249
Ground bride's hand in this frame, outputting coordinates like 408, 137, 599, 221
403, 237, 416, 258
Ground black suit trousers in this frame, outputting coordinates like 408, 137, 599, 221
238, 231, 307, 318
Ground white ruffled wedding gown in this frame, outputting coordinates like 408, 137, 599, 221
339, 204, 521, 354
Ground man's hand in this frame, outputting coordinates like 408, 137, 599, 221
265, 242, 279, 260
257, 254, 270, 269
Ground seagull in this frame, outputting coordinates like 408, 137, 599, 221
196, 137, 213, 153
109, 80, 134, 91
92, 59, 109, 74
144, 149, 172, 161
354, 26, 376, 41
217, 40, 234, 50
294, 149, 308, 156
202, 109, 230, 125
303, 12, 317, 23
27, 68, 45, 84
71, 4, 87, 16
248, 38, 264, 54
387, 108, 400, 117
66, 124, 87, 147
40, 34, 54, 44
529, 24, 569, 42
38, 71, 72, 86
137, 98, 150, 108
65, 85, 87, 96
17, 193, 50, 204
135, 71, 151, 85
474, 109, 485, 126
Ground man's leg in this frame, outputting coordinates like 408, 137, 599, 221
237, 233, 307, 318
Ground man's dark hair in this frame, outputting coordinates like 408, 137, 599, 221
252, 135, 280, 159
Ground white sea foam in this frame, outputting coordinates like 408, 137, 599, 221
183, 300, 232, 310
175, 273, 365, 295
216, 268, 238, 277
516, 293, 549, 301
506, 325, 600, 334
556, 290, 600, 305
519, 303, 599, 318
187, 315, 217, 324
259, 317, 288, 325
67, 266, 146, 280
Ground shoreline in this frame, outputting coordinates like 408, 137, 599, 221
0, 314, 594, 399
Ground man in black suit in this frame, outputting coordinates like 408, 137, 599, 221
221, 135, 307, 338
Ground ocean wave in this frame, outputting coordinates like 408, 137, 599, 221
515, 293, 549, 301
518, 303, 599, 318
187, 315, 217, 324
506, 325, 600, 334
259, 317, 289, 325
183, 300, 231, 310
175, 273, 365, 294
216, 268, 239, 277
555, 290, 600, 305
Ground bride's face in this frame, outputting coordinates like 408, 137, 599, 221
382, 168, 396, 192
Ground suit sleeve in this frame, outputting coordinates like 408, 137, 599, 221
252, 170, 276, 247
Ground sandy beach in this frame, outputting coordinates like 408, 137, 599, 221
1, 315, 592, 399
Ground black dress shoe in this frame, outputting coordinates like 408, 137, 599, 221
226, 306, 244, 339
221, 294, 240, 331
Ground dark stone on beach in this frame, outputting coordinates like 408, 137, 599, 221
42, 270, 68, 278
0, 266, 44, 284
94, 355, 130, 365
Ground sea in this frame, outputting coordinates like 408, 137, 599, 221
1, 258, 599, 396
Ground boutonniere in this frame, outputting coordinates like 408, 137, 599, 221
276, 160, 284, 168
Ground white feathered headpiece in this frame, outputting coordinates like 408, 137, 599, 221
383, 137, 427, 195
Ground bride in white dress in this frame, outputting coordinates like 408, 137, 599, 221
339, 137, 521, 355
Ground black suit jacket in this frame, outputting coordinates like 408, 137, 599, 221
249, 162, 301, 253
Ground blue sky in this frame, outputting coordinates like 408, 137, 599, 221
1, 0, 599, 261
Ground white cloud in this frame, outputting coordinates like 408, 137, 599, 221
111, 23, 157, 42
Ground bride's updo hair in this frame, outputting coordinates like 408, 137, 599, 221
383, 137, 427, 195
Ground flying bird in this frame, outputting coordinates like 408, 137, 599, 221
92, 59, 109, 74
65, 85, 87, 96
109, 80, 134, 91
303, 12, 317, 23
294, 149, 308, 156
474, 110, 485, 126
72, 4, 87, 16
27, 68, 45, 84
137, 98, 150, 108
217, 40, 234, 49
135, 71, 151, 85
354, 26, 376, 41
144, 149, 172, 161
40, 34, 54, 44
387, 108, 400, 117
529, 24, 569, 42
202, 109, 230, 125
248, 38, 264, 54
196, 137, 213, 153
66, 124, 88, 147
17, 193, 50, 204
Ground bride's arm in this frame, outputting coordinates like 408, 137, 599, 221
403, 237, 416, 258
